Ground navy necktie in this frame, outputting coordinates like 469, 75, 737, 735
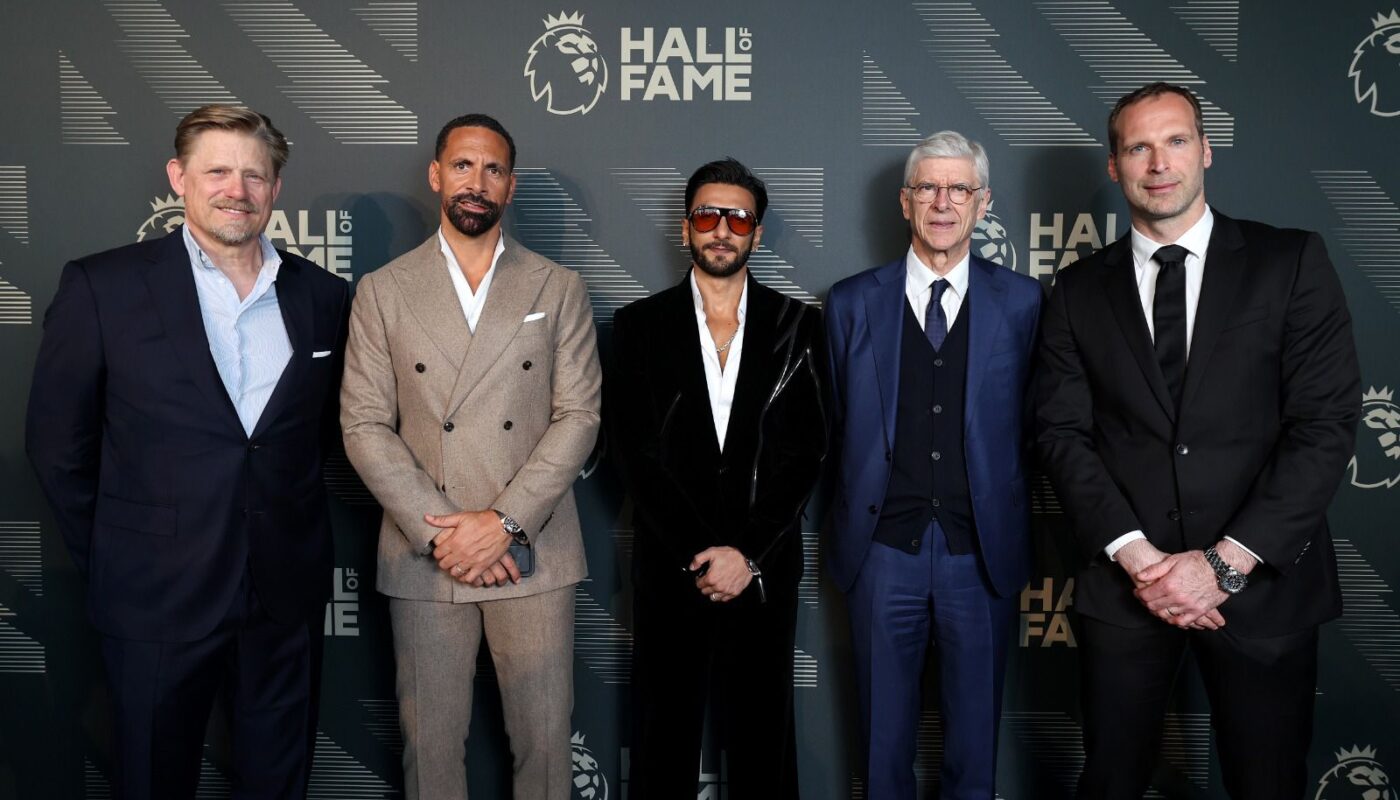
1152, 244, 1189, 408
925, 279, 950, 351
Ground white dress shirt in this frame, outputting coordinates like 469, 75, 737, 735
183, 225, 291, 436
904, 246, 969, 330
440, 228, 506, 333
691, 271, 747, 451
1104, 207, 1261, 565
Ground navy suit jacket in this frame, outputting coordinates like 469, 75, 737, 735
825, 254, 1043, 596
26, 228, 351, 642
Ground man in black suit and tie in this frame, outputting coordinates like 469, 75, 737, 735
607, 158, 827, 797
1036, 82, 1361, 799
27, 105, 350, 798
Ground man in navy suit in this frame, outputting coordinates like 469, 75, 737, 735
825, 131, 1042, 799
27, 105, 350, 799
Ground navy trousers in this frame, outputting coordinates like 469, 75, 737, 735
848, 522, 1016, 800
99, 571, 322, 799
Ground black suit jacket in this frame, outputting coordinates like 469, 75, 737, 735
26, 228, 351, 642
1036, 211, 1360, 637
607, 272, 828, 596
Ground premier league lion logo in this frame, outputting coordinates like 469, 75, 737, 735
136, 194, 185, 242
571, 731, 609, 799
1349, 386, 1400, 489
1349, 10, 1400, 117
525, 11, 608, 116
973, 201, 1017, 271
1316, 745, 1393, 800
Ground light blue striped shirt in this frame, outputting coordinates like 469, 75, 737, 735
182, 226, 292, 436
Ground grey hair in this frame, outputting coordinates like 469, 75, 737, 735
903, 130, 989, 189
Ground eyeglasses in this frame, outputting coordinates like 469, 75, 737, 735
687, 206, 759, 236
904, 183, 983, 205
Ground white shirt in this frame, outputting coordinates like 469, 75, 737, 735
1105, 206, 1260, 565
904, 247, 969, 330
440, 228, 506, 333
691, 271, 747, 451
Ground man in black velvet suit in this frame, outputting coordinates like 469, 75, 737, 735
1036, 83, 1361, 799
607, 158, 827, 798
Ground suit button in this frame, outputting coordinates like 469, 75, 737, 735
932, 498, 941, 508
909, 539, 921, 550
1168, 508, 1181, 521
415, 363, 426, 373
867, 505, 878, 515
885, 449, 892, 462
503, 420, 513, 430
931, 451, 941, 461
932, 404, 943, 414
718, 465, 728, 475
247, 443, 260, 452
443, 421, 454, 432
522, 361, 532, 370
934, 358, 944, 367
1175, 443, 1189, 455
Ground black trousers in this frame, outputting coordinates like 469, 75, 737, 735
100, 571, 323, 800
1076, 614, 1319, 800
628, 570, 800, 799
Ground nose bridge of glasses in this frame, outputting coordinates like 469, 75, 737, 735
691, 206, 754, 234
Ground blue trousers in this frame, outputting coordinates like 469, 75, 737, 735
848, 522, 1016, 800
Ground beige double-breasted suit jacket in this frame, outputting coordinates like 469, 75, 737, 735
341, 234, 601, 602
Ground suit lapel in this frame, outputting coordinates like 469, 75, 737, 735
395, 236, 472, 370
445, 235, 547, 418
963, 256, 1008, 430
250, 255, 313, 439
1179, 213, 1248, 415
726, 274, 779, 459
862, 259, 905, 453
141, 230, 244, 435
1101, 236, 1177, 423
670, 273, 723, 458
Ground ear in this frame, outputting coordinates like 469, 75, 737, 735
1106, 152, 1120, 184
504, 172, 517, 205
680, 216, 690, 247
270, 175, 283, 205
166, 158, 187, 197
428, 159, 441, 193
751, 224, 764, 251
899, 186, 912, 222
1201, 135, 1212, 169
976, 186, 991, 222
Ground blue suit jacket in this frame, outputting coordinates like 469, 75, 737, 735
26, 228, 351, 642
824, 254, 1042, 596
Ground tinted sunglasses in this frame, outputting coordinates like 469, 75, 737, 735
688, 206, 759, 236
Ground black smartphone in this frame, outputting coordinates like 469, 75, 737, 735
509, 542, 535, 578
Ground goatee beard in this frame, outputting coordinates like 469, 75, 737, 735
690, 240, 750, 278
445, 192, 503, 237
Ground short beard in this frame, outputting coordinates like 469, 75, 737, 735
208, 225, 259, 247
445, 192, 503, 237
690, 240, 751, 278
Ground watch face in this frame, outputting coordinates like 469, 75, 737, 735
1220, 571, 1247, 594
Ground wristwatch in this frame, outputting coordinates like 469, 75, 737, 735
494, 510, 529, 546
1204, 546, 1247, 595
744, 557, 768, 604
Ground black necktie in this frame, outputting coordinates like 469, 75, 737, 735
1152, 244, 1189, 408
925, 279, 949, 351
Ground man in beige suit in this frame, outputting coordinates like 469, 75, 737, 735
341, 113, 601, 799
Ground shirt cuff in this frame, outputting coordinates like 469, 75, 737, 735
1105, 531, 1146, 561
1223, 536, 1264, 565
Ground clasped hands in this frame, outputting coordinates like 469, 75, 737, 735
1116, 538, 1251, 630
426, 509, 521, 587
690, 546, 752, 603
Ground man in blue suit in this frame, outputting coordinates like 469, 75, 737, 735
825, 131, 1041, 799
26, 106, 350, 799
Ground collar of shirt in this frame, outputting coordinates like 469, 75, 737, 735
689, 269, 748, 451
182, 224, 282, 304
904, 245, 969, 329
1129, 206, 1214, 352
439, 227, 506, 333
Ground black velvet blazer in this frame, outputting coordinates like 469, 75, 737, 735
607, 271, 828, 592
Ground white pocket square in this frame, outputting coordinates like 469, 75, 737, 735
523, 312, 546, 322
312, 350, 333, 358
